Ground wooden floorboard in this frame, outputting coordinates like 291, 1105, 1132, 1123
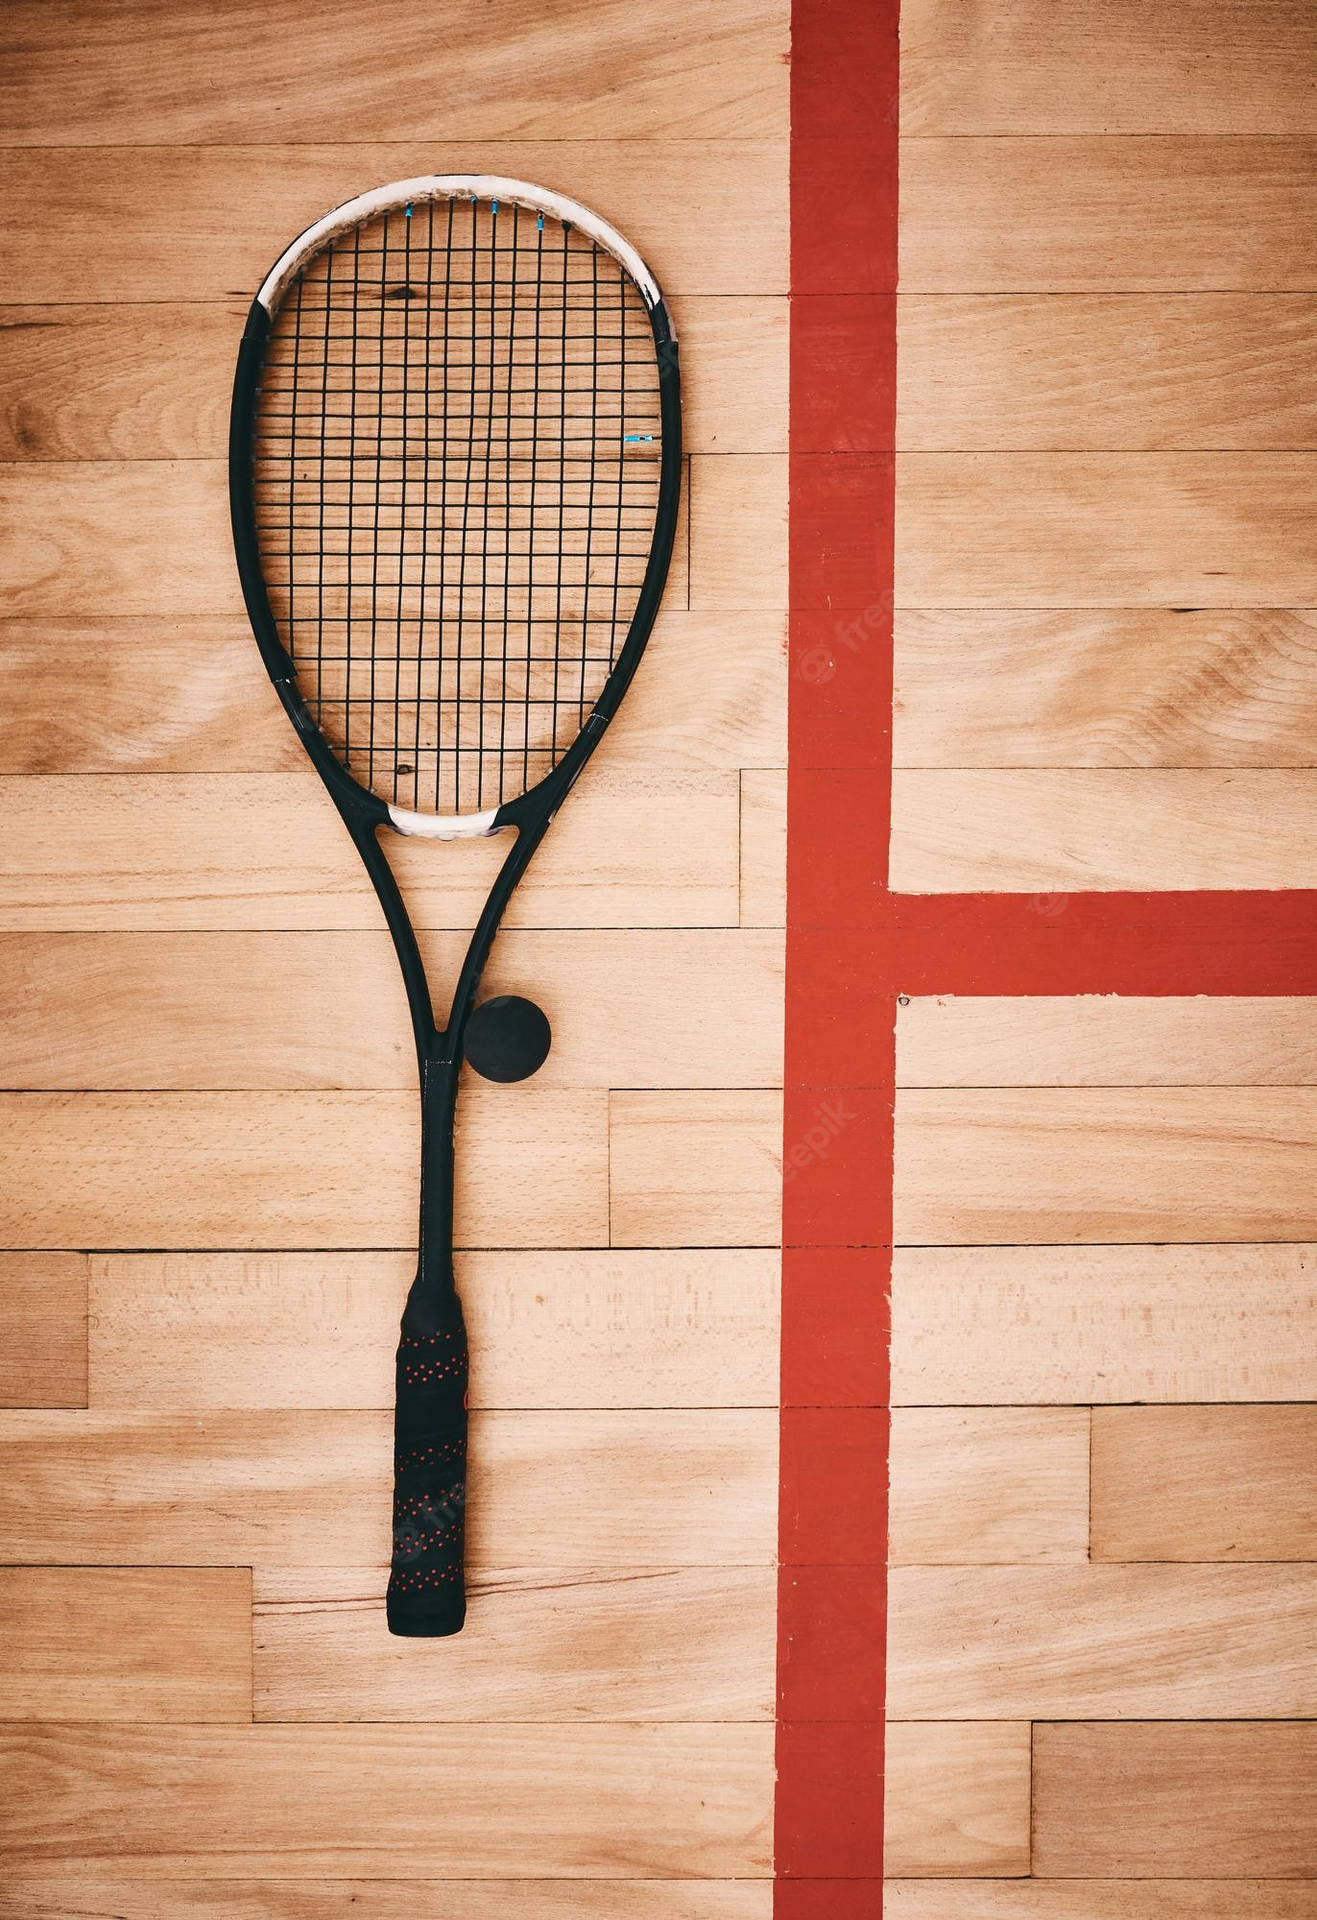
900, 0, 1317, 136
1032, 1722, 1317, 1878
0, 1566, 252, 1722
1091, 1406, 1317, 1562
891, 1242, 1317, 1405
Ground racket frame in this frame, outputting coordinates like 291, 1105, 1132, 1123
228, 175, 681, 1631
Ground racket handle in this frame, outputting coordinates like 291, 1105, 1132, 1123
385, 1299, 469, 1636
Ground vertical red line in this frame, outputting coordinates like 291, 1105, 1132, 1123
777, 0, 901, 1911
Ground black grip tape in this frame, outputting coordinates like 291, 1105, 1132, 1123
385, 1316, 469, 1636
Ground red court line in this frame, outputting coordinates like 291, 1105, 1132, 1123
778, 0, 1315, 1904
779, 0, 899, 1902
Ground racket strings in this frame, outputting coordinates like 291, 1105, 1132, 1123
252, 196, 662, 815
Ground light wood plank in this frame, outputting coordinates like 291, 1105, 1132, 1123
897, 295, 1317, 451
0, 611, 785, 776
888, 1565, 1317, 1718
896, 996, 1317, 1087
0, 146, 787, 304
0, 1409, 776, 1566
89, 1248, 779, 1410
900, 140, 1317, 292
1033, 1723, 1317, 1878
0, 1091, 606, 1251
1092, 1406, 1317, 1562
0, 1567, 251, 1723
0, 0, 788, 144
892, 772, 1317, 892
884, 1723, 1031, 1878
738, 768, 787, 928
889, 1408, 1090, 1565
609, 1090, 782, 1247
897, 1088, 1317, 1244
0, 1884, 774, 1919
0, 1251, 87, 1408
678, 300, 788, 454
0, 1723, 773, 1879
884, 1883, 1317, 1918
901, 0, 1317, 136
689, 455, 789, 611
253, 1565, 774, 1721
895, 455, 1317, 608
0, 298, 783, 462
894, 609, 1317, 770
0, 460, 690, 620
0, 929, 783, 1091
0, 773, 738, 931
891, 1243, 1317, 1405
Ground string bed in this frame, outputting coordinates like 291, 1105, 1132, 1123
252, 196, 663, 815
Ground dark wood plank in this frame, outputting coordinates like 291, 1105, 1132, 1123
1092, 1406, 1317, 1561
0, 1252, 86, 1408
1033, 1723, 1317, 1877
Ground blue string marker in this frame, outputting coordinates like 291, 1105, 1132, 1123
624, 434, 654, 444
404, 203, 413, 218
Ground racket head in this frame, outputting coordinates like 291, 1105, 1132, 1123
229, 176, 681, 837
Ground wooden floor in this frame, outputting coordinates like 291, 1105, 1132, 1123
1, 0, 1315, 1911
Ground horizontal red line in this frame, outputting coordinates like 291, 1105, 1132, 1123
879, 891, 1317, 995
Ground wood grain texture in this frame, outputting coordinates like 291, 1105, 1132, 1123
1091, 1406, 1317, 1562
0, 145, 787, 303
0, 460, 690, 620
0, 1091, 607, 1250
884, 1884, 1317, 1918
0, 1566, 251, 1722
893, 610, 1317, 770
896, 996, 1317, 1086
893, 771, 1317, 891
738, 768, 787, 928
896, 1088, 1317, 1243
609, 1090, 782, 1247
900, 140, 1317, 292
0, 299, 784, 461
883, 1723, 1032, 1878
252, 1565, 774, 1722
0, 1251, 87, 1408
0, 1884, 775, 1919
0, 0, 788, 143
89, 1248, 779, 1409
889, 1408, 1090, 1565
689, 456, 789, 611
0, 1722, 774, 1879
0, 773, 737, 931
1033, 1723, 1317, 1877
897, 295, 1317, 451
895, 455, 1317, 608
891, 772, 1317, 891
901, 0, 1317, 136
0, 1409, 775, 1568
0, 929, 783, 1091
891, 1243, 1317, 1405
0, 611, 785, 776
888, 1565, 1317, 1718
